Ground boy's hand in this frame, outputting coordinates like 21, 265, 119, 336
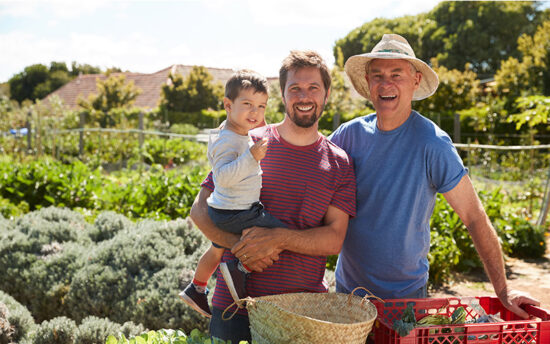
250, 137, 268, 162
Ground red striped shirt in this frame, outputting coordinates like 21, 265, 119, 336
201, 125, 356, 314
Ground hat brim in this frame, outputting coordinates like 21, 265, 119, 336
344, 52, 439, 101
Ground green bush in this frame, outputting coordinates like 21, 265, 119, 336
428, 189, 547, 285
0, 196, 28, 220
106, 328, 243, 344
32, 316, 78, 344
138, 138, 207, 167
0, 156, 208, 220
74, 316, 145, 344
169, 123, 199, 135
0, 290, 36, 344
0, 207, 90, 321
89, 211, 133, 242
162, 109, 225, 129
64, 217, 210, 332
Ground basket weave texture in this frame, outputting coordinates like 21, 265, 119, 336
246, 292, 377, 344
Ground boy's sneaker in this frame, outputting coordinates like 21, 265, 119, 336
220, 259, 247, 302
179, 284, 211, 318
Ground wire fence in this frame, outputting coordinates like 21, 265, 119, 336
2, 118, 550, 227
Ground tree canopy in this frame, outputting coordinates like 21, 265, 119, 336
159, 66, 223, 113
334, 1, 547, 78
8, 62, 103, 103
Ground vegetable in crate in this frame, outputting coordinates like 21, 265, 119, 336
392, 304, 416, 337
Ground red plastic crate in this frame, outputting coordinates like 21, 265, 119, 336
372, 297, 550, 344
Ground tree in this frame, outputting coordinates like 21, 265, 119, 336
495, 20, 550, 99
8, 64, 49, 102
160, 66, 223, 114
8, 61, 103, 103
78, 73, 142, 128
78, 73, 142, 113
414, 59, 480, 118
69, 62, 102, 77
426, 1, 540, 77
334, 1, 544, 78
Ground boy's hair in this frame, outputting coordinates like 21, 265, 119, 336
225, 69, 268, 101
279, 50, 331, 95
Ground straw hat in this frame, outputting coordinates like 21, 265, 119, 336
344, 34, 439, 101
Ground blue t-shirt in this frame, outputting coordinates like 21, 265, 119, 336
329, 111, 467, 299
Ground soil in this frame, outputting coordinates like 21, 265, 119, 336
429, 233, 550, 310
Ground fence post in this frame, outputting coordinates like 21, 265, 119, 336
79, 112, 85, 159
26, 110, 32, 153
453, 113, 461, 143
333, 112, 341, 131
139, 112, 144, 149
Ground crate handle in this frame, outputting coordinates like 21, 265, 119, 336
523, 304, 550, 320
349, 286, 384, 307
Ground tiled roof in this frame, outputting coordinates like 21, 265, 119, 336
44, 65, 278, 110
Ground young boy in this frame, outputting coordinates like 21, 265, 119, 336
180, 70, 284, 317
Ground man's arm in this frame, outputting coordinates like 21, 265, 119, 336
231, 205, 349, 266
189, 186, 278, 271
443, 174, 540, 319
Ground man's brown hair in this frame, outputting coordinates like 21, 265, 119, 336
279, 50, 331, 95
225, 69, 268, 101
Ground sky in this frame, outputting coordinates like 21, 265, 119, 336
0, 0, 443, 83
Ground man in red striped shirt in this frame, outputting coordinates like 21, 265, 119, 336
190, 50, 357, 343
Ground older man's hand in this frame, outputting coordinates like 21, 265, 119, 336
498, 287, 540, 319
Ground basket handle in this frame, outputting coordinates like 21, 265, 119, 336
348, 287, 384, 307
221, 297, 254, 321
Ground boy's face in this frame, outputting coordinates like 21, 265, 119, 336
223, 88, 268, 136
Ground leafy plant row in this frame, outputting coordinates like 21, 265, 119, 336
0, 156, 208, 220
0, 207, 213, 343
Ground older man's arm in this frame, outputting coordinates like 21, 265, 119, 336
231, 205, 349, 266
189, 187, 278, 271
443, 174, 540, 319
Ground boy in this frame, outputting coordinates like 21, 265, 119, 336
180, 70, 284, 317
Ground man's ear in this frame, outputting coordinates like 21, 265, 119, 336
324, 87, 331, 105
414, 72, 422, 88
223, 97, 232, 112
280, 88, 286, 106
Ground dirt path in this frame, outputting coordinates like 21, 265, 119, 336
430, 234, 550, 310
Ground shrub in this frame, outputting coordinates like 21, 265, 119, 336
106, 328, 239, 344
0, 197, 28, 220
32, 317, 77, 344
0, 208, 90, 321
138, 138, 207, 167
65, 218, 210, 332
89, 211, 133, 242
0, 290, 36, 344
0, 303, 15, 344
74, 316, 145, 344
169, 123, 199, 135
428, 188, 547, 285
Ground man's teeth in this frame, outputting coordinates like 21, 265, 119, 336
297, 105, 314, 111
380, 95, 397, 100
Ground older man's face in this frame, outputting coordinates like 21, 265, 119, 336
366, 59, 421, 120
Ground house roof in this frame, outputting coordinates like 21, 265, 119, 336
44, 65, 278, 110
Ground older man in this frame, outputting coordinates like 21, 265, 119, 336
190, 50, 356, 342
330, 33, 539, 318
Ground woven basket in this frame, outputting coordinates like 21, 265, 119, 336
243, 288, 378, 344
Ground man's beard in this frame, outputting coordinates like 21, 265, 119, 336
285, 102, 325, 128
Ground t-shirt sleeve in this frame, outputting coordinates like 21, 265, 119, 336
201, 171, 214, 191
330, 155, 357, 218
428, 137, 468, 194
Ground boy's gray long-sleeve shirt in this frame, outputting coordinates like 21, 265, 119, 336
206, 128, 262, 210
